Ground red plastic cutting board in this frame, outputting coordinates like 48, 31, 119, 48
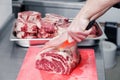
17, 47, 98, 80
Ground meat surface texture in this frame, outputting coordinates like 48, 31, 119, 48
35, 42, 80, 75
14, 11, 70, 39
14, 11, 41, 39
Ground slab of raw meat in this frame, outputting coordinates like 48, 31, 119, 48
35, 41, 80, 75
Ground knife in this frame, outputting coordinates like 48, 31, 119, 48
85, 20, 95, 30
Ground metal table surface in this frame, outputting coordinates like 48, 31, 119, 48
0, 16, 105, 80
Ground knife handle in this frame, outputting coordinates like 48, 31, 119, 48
85, 20, 95, 30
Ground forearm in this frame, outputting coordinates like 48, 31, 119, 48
76, 0, 120, 20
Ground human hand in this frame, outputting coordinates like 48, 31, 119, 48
67, 17, 94, 42
67, 0, 120, 42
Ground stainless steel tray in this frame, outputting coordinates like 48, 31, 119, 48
10, 21, 106, 47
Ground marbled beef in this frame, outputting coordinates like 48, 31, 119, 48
35, 41, 80, 75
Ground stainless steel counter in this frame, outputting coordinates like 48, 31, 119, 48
0, 15, 27, 80
0, 15, 105, 80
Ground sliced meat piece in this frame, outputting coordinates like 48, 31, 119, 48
14, 19, 25, 32
26, 22, 38, 33
18, 11, 42, 28
16, 31, 26, 38
15, 19, 38, 33
14, 11, 42, 39
45, 13, 69, 28
37, 18, 58, 38
18, 11, 41, 21
37, 28, 57, 38
41, 18, 58, 34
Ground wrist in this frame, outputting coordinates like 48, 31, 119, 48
74, 16, 90, 30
